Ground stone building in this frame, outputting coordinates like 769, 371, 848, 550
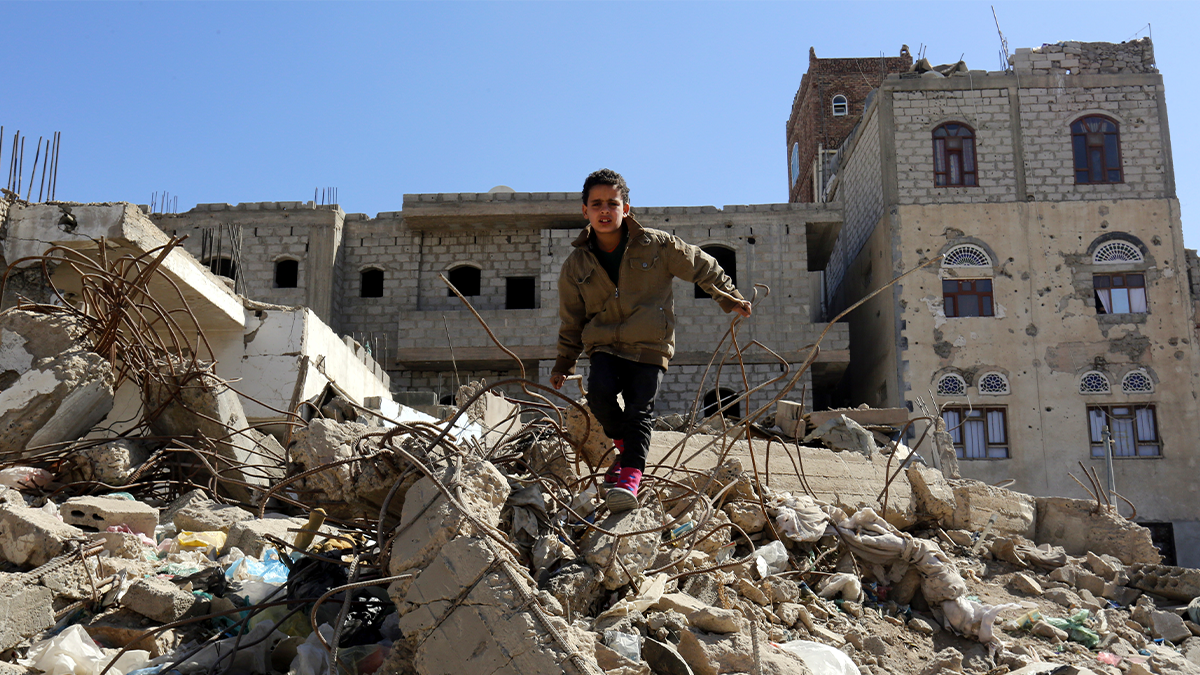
806, 38, 1200, 565
152, 193, 849, 422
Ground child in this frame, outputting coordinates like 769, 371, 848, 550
550, 169, 752, 512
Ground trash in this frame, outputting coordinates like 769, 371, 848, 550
774, 639, 859, 675
173, 530, 227, 554
0, 466, 53, 489
753, 539, 789, 577
226, 547, 290, 584
817, 573, 863, 601
18, 624, 149, 675
1044, 609, 1100, 648
604, 630, 641, 663
1097, 651, 1122, 665
769, 492, 827, 543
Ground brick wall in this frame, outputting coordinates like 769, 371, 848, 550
1010, 38, 1155, 76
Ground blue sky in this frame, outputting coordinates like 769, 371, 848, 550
3, 1, 1197, 243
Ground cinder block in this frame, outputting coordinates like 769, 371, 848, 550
60, 496, 158, 537
123, 577, 197, 623
0, 503, 84, 567
0, 574, 53, 650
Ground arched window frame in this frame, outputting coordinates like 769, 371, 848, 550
1079, 371, 1111, 395
936, 373, 968, 397
273, 257, 299, 289
1071, 115, 1123, 184
942, 244, 992, 268
360, 267, 384, 298
446, 264, 482, 297
1121, 369, 1154, 394
932, 122, 978, 187
1092, 241, 1144, 264
977, 372, 1010, 396
831, 94, 849, 117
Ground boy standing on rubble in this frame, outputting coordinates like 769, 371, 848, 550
550, 169, 752, 512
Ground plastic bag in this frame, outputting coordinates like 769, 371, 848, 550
604, 630, 641, 663
0, 466, 52, 489
816, 573, 863, 601
1045, 609, 1099, 648
174, 530, 227, 554
774, 639, 858, 675
768, 492, 827, 543
18, 624, 149, 675
289, 625, 335, 675
226, 548, 290, 584
753, 540, 789, 577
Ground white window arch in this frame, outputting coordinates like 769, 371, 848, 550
1079, 371, 1111, 394
1121, 370, 1154, 393
936, 373, 967, 396
831, 95, 849, 117
1093, 241, 1143, 264
943, 244, 992, 267
977, 372, 1010, 395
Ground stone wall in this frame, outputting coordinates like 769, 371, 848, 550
825, 108, 883, 308
1010, 38, 1156, 76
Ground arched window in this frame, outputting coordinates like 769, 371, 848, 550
360, 268, 384, 298
933, 123, 977, 187
447, 265, 481, 297
936, 373, 967, 397
695, 246, 737, 299
203, 257, 237, 280
978, 372, 1010, 395
1072, 115, 1122, 184
943, 244, 992, 268
1093, 241, 1144, 264
1079, 371, 1111, 394
703, 388, 741, 420
790, 142, 801, 187
831, 95, 849, 117
274, 259, 298, 288
1122, 370, 1154, 394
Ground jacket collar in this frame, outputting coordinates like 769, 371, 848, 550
571, 214, 647, 249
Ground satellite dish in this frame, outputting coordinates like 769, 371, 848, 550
488, 185, 515, 193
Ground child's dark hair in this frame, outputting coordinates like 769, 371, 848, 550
582, 169, 630, 204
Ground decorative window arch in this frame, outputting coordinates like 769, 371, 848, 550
936, 373, 967, 396
447, 265, 481, 297
933, 122, 977, 187
943, 244, 992, 268
1079, 371, 1111, 394
274, 258, 299, 288
831, 95, 849, 117
1121, 370, 1154, 393
1093, 240, 1144, 264
977, 372, 1010, 395
1071, 115, 1123, 184
695, 245, 736, 299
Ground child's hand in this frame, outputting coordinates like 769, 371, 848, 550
733, 300, 752, 318
551, 373, 567, 389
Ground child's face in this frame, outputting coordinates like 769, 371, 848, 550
583, 184, 630, 236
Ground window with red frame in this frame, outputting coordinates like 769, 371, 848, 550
1088, 404, 1159, 457
1072, 116, 1123, 184
1094, 273, 1146, 314
943, 278, 994, 317
933, 123, 977, 187
942, 407, 1009, 459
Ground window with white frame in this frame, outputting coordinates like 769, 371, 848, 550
936, 373, 967, 396
831, 95, 849, 117
1094, 273, 1147, 314
1121, 370, 1154, 393
1079, 371, 1111, 394
943, 407, 1010, 459
1088, 404, 1160, 457
978, 372, 1010, 395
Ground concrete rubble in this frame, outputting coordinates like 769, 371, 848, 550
0, 201, 1195, 675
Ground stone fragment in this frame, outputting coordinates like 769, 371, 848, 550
1009, 572, 1043, 596
388, 457, 508, 579
563, 397, 614, 471
1043, 587, 1084, 608
546, 560, 602, 619
90, 531, 146, 559
653, 592, 709, 616
0, 573, 53, 650
686, 606, 742, 634
1031, 620, 1067, 642
0, 502, 83, 567
643, 637, 693, 675
918, 647, 963, 675
1127, 563, 1200, 602
223, 514, 323, 558
948, 479, 1036, 538
1076, 588, 1105, 613
760, 577, 799, 604
289, 419, 419, 520
83, 608, 180, 657
675, 630, 718, 675
1075, 570, 1107, 598
159, 489, 212, 526
803, 414, 878, 457
736, 578, 770, 606
862, 635, 889, 657
60, 495, 158, 536
1036, 498, 1161, 564
1086, 551, 1123, 581
689, 631, 813, 675
582, 503, 665, 589
68, 439, 148, 487
723, 502, 767, 534
776, 602, 801, 627
123, 577, 197, 623
774, 400, 804, 438
1151, 610, 1192, 644
908, 617, 937, 634
173, 499, 254, 534
1049, 565, 1079, 585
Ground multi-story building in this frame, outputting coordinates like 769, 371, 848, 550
806, 38, 1200, 565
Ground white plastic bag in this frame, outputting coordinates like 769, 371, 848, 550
774, 639, 858, 675
816, 572, 863, 601
753, 540, 789, 577
604, 630, 641, 663
19, 625, 149, 675
289, 625, 335, 675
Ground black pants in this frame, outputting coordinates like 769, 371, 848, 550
587, 352, 664, 473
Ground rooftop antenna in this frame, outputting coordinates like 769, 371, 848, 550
992, 6, 1012, 72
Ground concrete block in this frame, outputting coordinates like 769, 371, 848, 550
0, 574, 53, 650
775, 400, 804, 437
1151, 610, 1192, 644
60, 496, 158, 537
1127, 563, 1200, 602
0, 503, 84, 567
1036, 498, 1161, 565
948, 480, 1036, 538
222, 514, 316, 558
173, 500, 254, 534
907, 465, 956, 523
123, 576, 197, 623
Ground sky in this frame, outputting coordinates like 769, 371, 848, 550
3, 1, 1197, 243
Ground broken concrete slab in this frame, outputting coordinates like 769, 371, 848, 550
221, 514, 330, 558
803, 414, 878, 457
60, 495, 158, 536
688, 631, 814, 675
123, 576, 198, 623
775, 400, 804, 438
948, 479, 1037, 538
1035, 497, 1161, 565
289, 418, 413, 520
1127, 563, 1200, 602
67, 439, 148, 487
0, 573, 53, 650
172, 498, 253, 534
0, 502, 84, 567
582, 504, 666, 590
808, 407, 910, 429
907, 465, 956, 523
687, 607, 743, 634
563, 397, 615, 472
1151, 610, 1193, 644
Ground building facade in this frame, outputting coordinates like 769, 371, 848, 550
806, 38, 1200, 565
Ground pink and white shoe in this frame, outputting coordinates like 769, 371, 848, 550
605, 467, 642, 512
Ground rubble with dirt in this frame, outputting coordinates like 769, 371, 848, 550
0, 203, 1196, 675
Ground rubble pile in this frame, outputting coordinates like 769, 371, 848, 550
0, 243, 1197, 675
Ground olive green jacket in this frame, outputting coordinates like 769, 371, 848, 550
553, 215, 743, 374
